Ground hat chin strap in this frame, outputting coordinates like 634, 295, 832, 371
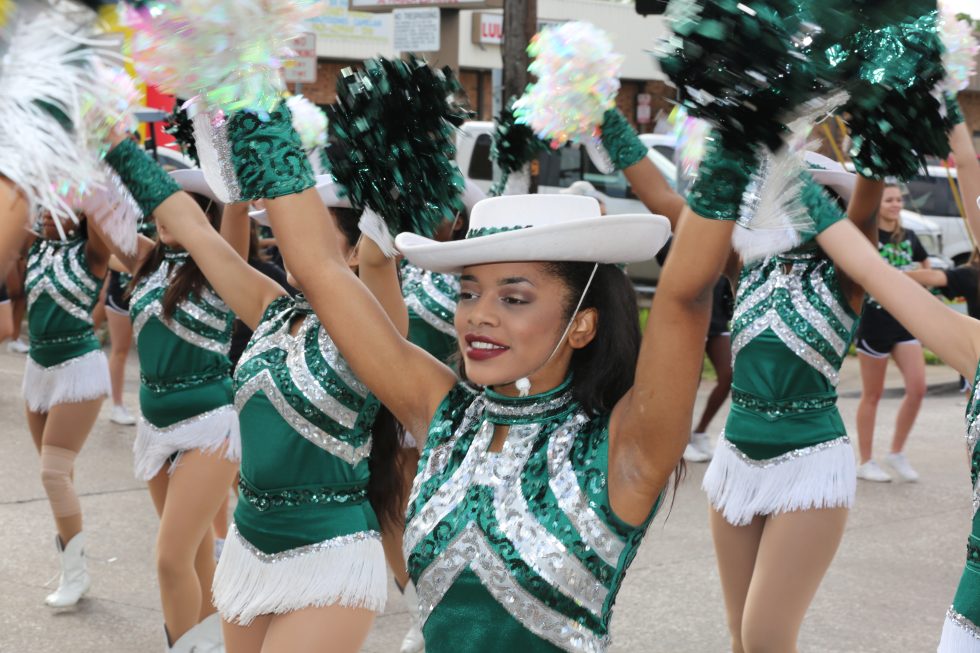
515, 263, 599, 397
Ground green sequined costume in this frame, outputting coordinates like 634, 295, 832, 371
402, 261, 459, 365
212, 295, 386, 625
937, 362, 980, 651
405, 379, 656, 653
129, 249, 239, 481
703, 232, 859, 525
23, 237, 110, 413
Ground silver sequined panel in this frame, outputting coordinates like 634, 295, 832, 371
406, 410, 624, 651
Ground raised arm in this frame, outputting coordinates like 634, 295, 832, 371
220, 202, 251, 260
608, 134, 751, 525
818, 219, 980, 378
950, 120, 980, 246
265, 190, 456, 439
357, 236, 409, 338
104, 139, 284, 329
847, 175, 883, 242
623, 158, 687, 228
595, 109, 686, 228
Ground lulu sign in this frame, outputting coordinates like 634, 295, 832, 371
472, 14, 564, 46
351, 0, 503, 11
473, 12, 503, 45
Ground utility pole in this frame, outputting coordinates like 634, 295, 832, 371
501, 0, 537, 104
501, 0, 538, 192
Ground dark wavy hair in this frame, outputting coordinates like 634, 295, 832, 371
545, 262, 685, 505
126, 193, 220, 319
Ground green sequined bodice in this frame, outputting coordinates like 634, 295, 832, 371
130, 250, 234, 357
405, 381, 652, 653
725, 250, 859, 457
401, 261, 459, 337
26, 237, 102, 329
25, 237, 103, 366
234, 295, 380, 468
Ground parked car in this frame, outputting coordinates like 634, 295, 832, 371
843, 161, 972, 264
456, 121, 952, 281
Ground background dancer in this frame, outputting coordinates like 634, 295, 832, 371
22, 209, 112, 608
94, 145, 243, 651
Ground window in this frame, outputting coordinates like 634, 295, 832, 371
904, 175, 960, 217
467, 134, 494, 181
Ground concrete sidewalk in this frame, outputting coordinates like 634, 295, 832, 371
0, 349, 971, 652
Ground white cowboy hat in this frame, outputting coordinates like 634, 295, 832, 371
805, 151, 856, 203
395, 194, 671, 274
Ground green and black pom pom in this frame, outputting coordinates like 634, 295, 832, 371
841, 11, 952, 180
490, 97, 548, 197
657, 0, 823, 153
324, 55, 473, 238
163, 101, 199, 167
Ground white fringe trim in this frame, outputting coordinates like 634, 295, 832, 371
703, 433, 856, 526
939, 608, 980, 652
213, 525, 387, 626
22, 350, 110, 413
132, 405, 241, 481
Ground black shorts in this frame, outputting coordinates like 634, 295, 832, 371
855, 302, 918, 358
0, 284, 8, 303
105, 271, 130, 314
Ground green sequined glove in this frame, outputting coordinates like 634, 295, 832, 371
798, 172, 847, 241
945, 92, 965, 126
687, 134, 760, 221
104, 138, 180, 217
226, 103, 315, 201
599, 108, 648, 171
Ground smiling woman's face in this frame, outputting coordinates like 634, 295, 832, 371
455, 261, 578, 392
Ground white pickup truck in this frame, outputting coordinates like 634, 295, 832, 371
456, 120, 954, 280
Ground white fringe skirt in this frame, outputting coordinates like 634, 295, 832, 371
703, 433, 856, 527
133, 405, 241, 481
212, 524, 388, 626
22, 350, 111, 413
939, 608, 980, 652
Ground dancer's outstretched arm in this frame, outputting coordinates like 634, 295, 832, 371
357, 236, 409, 338
819, 218, 980, 378
608, 134, 749, 524
266, 191, 456, 440
623, 158, 687, 228
950, 121, 980, 246
609, 206, 734, 524
103, 138, 285, 328
220, 202, 251, 260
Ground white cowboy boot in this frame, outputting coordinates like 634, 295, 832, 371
167, 613, 224, 653
45, 532, 91, 608
400, 580, 425, 653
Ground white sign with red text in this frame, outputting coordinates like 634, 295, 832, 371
283, 32, 318, 84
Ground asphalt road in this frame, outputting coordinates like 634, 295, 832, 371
0, 346, 971, 652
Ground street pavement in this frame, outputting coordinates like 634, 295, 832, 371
0, 345, 972, 652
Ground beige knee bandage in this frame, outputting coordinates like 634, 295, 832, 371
40, 445, 80, 518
